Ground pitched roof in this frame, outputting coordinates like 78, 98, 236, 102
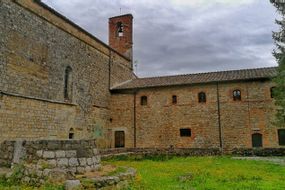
111, 67, 278, 90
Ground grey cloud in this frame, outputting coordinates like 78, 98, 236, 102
42, 0, 278, 77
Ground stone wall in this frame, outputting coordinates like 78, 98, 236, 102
0, 92, 79, 142
0, 0, 135, 145
110, 80, 282, 150
99, 148, 222, 158
232, 148, 285, 156
0, 141, 14, 167
0, 139, 100, 174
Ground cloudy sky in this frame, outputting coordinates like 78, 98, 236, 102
42, 0, 278, 77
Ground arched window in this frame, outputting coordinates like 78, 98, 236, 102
233, 89, 241, 101
141, 96, 147, 106
198, 92, 206, 103
252, 133, 262, 148
69, 128, 74, 140
116, 22, 124, 37
172, 95, 177, 104
270, 87, 276, 98
64, 66, 72, 101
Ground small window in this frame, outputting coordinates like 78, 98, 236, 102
180, 129, 191, 137
69, 128, 74, 140
172, 95, 177, 104
198, 92, 206, 103
116, 22, 124, 37
278, 129, 285, 146
270, 87, 276, 98
64, 66, 72, 101
252, 133, 262, 148
141, 96, 147, 106
233, 89, 241, 101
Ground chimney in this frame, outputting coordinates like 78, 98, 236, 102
109, 14, 133, 61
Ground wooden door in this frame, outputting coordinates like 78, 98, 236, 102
115, 131, 125, 148
252, 133, 262, 148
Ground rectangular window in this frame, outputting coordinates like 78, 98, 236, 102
180, 128, 191, 137
141, 96, 147, 106
172, 95, 177, 104
278, 129, 285, 146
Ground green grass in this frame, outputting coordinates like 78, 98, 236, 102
106, 166, 127, 176
106, 156, 285, 190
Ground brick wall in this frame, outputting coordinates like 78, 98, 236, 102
110, 80, 282, 150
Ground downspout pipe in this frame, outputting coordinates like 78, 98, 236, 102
133, 90, 137, 148
108, 50, 112, 90
216, 82, 223, 152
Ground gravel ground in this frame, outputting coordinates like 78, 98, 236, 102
232, 157, 285, 165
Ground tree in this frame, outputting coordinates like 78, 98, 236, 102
270, 0, 285, 126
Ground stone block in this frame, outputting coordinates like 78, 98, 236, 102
85, 166, 92, 172
69, 158, 79, 167
65, 180, 81, 190
55, 150, 65, 158
92, 156, 101, 164
43, 169, 51, 177
47, 159, 57, 168
48, 169, 68, 183
57, 158, 68, 167
36, 150, 43, 157
76, 167, 85, 174
36, 170, 43, 178
43, 151, 55, 159
93, 148, 98, 155
86, 158, 93, 166
78, 158, 86, 166
65, 150, 76, 158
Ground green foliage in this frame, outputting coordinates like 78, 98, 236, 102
6, 164, 25, 185
0, 164, 64, 190
108, 156, 285, 190
271, 0, 285, 126
273, 58, 285, 126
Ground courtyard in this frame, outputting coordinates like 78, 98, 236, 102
107, 156, 285, 190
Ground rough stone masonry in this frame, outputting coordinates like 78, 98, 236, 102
0, 0, 284, 151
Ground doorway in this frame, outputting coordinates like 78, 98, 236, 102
115, 131, 125, 148
252, 133, 262, 148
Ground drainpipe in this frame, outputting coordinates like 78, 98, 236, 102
216, 82, 223, 151
133, 91, 137, 148
108, 50, 112, 89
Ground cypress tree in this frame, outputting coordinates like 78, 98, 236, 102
270, 0, 285, 126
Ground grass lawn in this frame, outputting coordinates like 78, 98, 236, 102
106, 156, 285, 190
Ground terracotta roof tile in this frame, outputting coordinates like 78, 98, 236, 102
111, 67, 278, 90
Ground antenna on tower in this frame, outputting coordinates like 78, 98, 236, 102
120, 8, 122, 14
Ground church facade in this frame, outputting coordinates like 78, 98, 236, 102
0, 0, 284, 151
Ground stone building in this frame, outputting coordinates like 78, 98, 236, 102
0, 0, 284, 151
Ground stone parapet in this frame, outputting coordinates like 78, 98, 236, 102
99, 148, 222, 158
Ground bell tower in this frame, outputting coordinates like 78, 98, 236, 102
109, 14, 133, 62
